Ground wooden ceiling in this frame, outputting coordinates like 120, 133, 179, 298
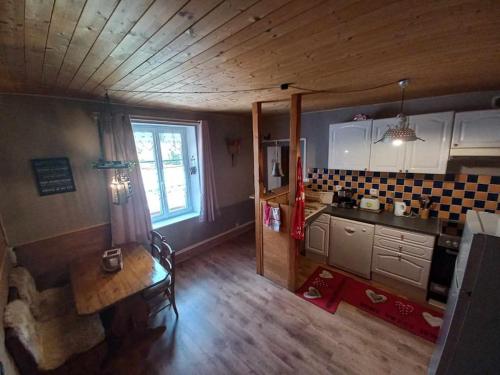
1, 0, 499, 113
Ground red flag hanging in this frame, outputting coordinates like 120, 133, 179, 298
291, 156, 305, 241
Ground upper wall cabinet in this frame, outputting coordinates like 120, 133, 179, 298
450, 110, 500, 156
369, 118, 406, 172
404, 112, 454, 174
328, 120, 372, 170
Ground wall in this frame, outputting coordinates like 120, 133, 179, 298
263, 90, 500, 174
308, 169, 500, 222
0, 96, 109, 245
0, 94, 254, 283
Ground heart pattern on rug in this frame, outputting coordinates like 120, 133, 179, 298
312, 277, 329, 288
365, 289, 387, 304
395, 301, 414, 316
422, 312, 443, 328
319, 270, 333, 279
303, 287, 322, 299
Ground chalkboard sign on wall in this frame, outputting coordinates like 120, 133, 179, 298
32, 157, 76, 196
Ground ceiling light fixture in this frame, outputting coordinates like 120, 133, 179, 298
374, 79, 425, 146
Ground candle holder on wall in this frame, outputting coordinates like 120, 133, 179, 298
93, 160, 135, 205
226, 138, 241, 167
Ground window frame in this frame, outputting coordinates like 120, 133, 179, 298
132, 122, 196, 223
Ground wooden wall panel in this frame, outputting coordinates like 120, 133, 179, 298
15, 223, 111, 290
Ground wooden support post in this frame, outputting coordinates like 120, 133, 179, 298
252, 102, 264, 275
287, 94, 302, 291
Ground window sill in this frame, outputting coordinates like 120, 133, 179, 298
152, 212, 199, 229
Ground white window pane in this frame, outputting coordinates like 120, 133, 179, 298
159, 132, 188, 212
163, 164, 187, 211
133, 131, 156, 162
159, 132, 183, 164
139, 162, 162, 216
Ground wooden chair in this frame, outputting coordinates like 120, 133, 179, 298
143, 231, 178, 317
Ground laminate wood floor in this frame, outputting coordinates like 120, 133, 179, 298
115, 231, 434, 375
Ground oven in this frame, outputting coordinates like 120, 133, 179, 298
428, 220, 463, 304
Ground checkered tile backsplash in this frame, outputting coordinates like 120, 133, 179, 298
306, 168, 500, 222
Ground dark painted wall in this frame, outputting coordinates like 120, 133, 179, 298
263, 90, 500, 170
0, 94, 254, 251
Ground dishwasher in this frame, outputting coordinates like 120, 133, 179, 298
328, 217, 374, 279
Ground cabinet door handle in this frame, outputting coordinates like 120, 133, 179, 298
344, 227, 356, 234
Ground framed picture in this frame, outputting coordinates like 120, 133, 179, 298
31, 157, 76, 196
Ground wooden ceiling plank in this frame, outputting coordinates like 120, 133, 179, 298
89, 0, 223, 95
24, 0, 55, 86
79, 0, 187, 94
0, 0, 26, 90
179, 0, 494, 92
55, 0, 120, 89
123, 0, 314, 98
42, 0, 87, 86
66, 0, 155, 92
109, 0, 291, 103
118, 0, 320, 104
110, 0, 260, 92
106, 0, 288, 103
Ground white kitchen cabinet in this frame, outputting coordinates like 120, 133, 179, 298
328, 120, 372, 170
451, 109, 500, 149
404, 112, 454, 174
305, 214, 330, 256
369, 118, 406, 172
372, 246, 431, 289
328, 217, 374, 279
372, 225, 434, 289
374, 225, 435, 248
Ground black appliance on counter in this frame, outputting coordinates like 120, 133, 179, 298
428, 220, 464, 303
333, 188, 356, 209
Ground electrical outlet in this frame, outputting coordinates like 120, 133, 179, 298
335, 185, 342, 191
370, 188, 378, 196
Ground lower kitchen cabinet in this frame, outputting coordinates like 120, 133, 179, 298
305, 214, 330, 256
372, 246, 431, 289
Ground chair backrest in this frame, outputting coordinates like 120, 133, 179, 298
150, 231, 175, 283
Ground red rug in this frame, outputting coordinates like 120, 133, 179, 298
296, 267, 443, 342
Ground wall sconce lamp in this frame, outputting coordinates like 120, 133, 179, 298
93, 160, 135, 205
226, 138, 241, 167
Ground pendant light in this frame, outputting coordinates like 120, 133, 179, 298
374, 79, 425, 146
271, 141, 284, 177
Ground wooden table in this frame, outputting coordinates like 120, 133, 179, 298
70, 243, 168, 315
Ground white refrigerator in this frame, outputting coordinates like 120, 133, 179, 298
429, 210, 500, 374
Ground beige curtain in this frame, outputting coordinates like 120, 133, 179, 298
198, 120, 219, 222
99, 112, 152, 245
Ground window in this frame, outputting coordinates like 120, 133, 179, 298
132, 120, 200, 224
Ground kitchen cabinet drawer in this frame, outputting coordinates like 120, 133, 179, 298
374, 235, 433, 260
372, 246, 431, 289
375, 225, 435, 248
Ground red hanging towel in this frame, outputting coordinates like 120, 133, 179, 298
291, 156, 305, 241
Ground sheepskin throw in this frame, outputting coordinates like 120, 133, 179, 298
9, 266, 75, 321
4, 300, 105, 370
